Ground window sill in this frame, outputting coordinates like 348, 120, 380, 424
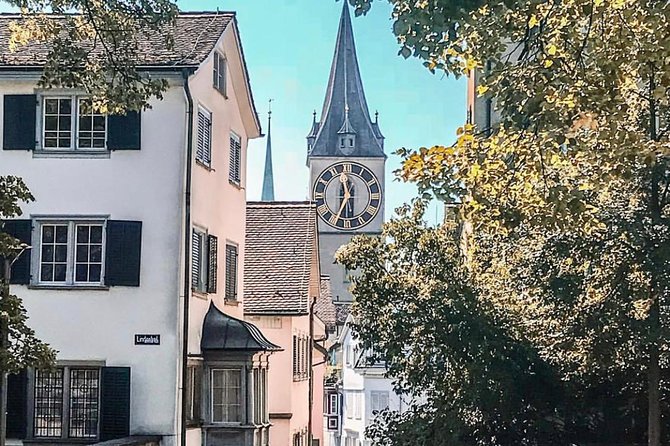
228, 180, 243, 190
224, 298, 239, 306
214, 86, 228, 99
33, 150, 110, 159
196, 160, 214, 171
24, 438, 99, 444
192, 290, 209, 300
28, 284, 109, 291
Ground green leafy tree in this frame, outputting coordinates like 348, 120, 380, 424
348, 0, 670, 444
0, 176, 56, 373
3, 0, 179, 113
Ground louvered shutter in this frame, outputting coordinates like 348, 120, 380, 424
213, 54, 219, 88
292, 336, 298, 378
1, 219, 32, 284
196, 109, 211, 166
3, 95, 36, 150
105, 221, 142, 287
207, 235, 218, 293
229, 134, 241, 183
107, 111, 141, 150
99, 367, 131, 441
191, 231, 201, 290
225, 244, 237, 299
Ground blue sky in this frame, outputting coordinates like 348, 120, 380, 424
183, 0, 465, 223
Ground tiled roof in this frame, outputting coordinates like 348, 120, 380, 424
335, 302, 352, 325
244, 202, 318, 315
315, 275, 337, 329
0, 12, 234, 67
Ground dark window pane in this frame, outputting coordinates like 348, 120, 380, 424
44, 116, 58, 131
58, 138, 70, 148
33, 369, 64, 438
54, 264, 67, 282
76, 226, 89, 243
41, 245, 54, 262
79, 116, 92, 131
42, 226, 54, 243
75, 264, 88, 282
76, 245, 88, 262
45, 99, 58, 114
59, 99, 72, 114
92, 138, 105, 148
90, 245, 102, 262
90, 226, 102, 242
41, 264, 53, 282
79, 138, 92, 148
88, 265, 101, 282
56, 226, 68, 243
93, 116, 105, 131
55, 245, 68, 262
59, 116, 71, 130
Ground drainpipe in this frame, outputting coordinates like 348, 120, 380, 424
180, 68, 195, 446
308, 296, 316, 446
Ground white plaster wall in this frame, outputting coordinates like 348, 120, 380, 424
0, 77, 188, 442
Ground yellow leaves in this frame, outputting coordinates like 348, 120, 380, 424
464, 57, 479, 72
631, 299, 652, 320
543, 59, 554, 68
546, 44, 558, 56
477, 85, 490, 96
528, 14, 540, 28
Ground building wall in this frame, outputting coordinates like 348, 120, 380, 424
0, 75, 188, 441
312, 317, 327, 446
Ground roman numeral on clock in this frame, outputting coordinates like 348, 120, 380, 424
370, 192, 380, 200
317, 204, 329, 215
343, 220, 351, 229
314, 192, 324, 200
343, 163, 352, 173
329, 214, 339, 225
366, 205, 377, 215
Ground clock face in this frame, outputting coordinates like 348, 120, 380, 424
313, 161, 382, 230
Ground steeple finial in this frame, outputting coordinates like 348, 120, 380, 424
261, 99, 275, 201
375, 110, 379, 124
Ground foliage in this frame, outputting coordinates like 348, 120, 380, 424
347, 0, 670, 443
3, 0, 179, 113
0, 176, 56, 373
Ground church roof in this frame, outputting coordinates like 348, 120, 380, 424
307, 2, 384, 158
201, 302, 281, 352
244, 202, 318, 315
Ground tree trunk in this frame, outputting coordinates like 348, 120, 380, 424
648, 297, 661, 446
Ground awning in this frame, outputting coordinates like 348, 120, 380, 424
201, 302, 282, 352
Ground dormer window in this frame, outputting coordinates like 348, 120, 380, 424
338, 134, 355, 152
213, 52, 227, 97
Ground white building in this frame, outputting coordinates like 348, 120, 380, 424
325, 315, 408, 446
0, 12, 278, 446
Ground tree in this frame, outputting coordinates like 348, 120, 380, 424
0, 176, 56, 373
338, 202, 649, 445
348, 0, 670, 444
3, 0, 179, 113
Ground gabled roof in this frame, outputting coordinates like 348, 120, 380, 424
315, 275, 337, 330
0, 12, 234, 68
307, 2, 384, 159
201, 302, 281, 352
244, 201, 318, 315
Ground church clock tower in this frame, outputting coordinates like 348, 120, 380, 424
307, 1, 386, 303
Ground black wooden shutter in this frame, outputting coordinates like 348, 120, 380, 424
107, 111, 141, 150
193, 365, 203, 422
225, 244, 238, 299
6, 370, 28, 439
229, 135, 241, 183
207, 235, 218, 294
105, 220, 142, 287
3, 95, 36, 150
1, 219, 32, 285
100, 367, 131, 441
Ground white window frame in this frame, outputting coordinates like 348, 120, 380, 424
370, 391, 389, 416
328, 393, 338, 415
34, 219, 107, 287
40, 95, 108, 151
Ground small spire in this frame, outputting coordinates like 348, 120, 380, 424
261, 99, 275, 201
312, 109, 317, 123
375, 110, 379, 124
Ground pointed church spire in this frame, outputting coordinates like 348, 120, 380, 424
261, 100, 275, 201
307, 0, 384, 159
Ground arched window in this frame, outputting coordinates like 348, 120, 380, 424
338, 181, 355, 219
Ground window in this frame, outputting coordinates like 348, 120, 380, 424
213, 52, 227, 96
38, 221, 105, 285
345, 392, 353, 419
370, 391, 389, 416
196, 107, 212, 166
192, 230, 218, 294
33, 367, 100, 439
354, 392, 362, 419
229, 133, 241, 184
252, 367, 269, 425
293, 334, 309, 380
338, 180, 355, 219
326, 392, 338, 415
185, 364, 202, 425
225, 243, 238, 300
211, 369, 242, 423
327, 416, 338, 430
42, 97, 106, 150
